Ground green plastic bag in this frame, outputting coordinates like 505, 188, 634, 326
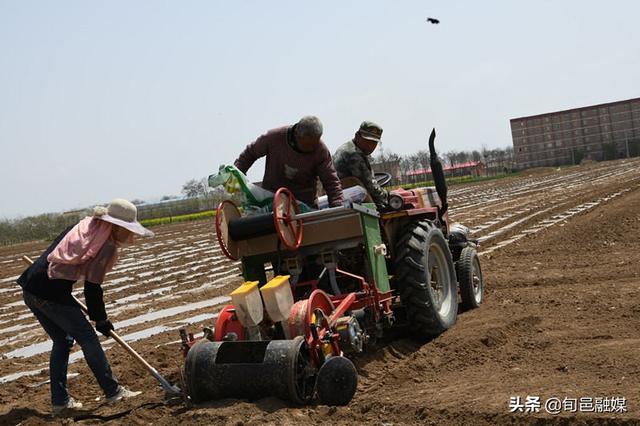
208, 165, 313, 214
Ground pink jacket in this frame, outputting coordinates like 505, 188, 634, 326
47, 217, 118, 284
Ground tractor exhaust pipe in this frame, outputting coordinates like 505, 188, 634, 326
428, 128, 448, 217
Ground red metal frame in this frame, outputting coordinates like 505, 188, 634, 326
293, 267, 395, 326
185, 185, 449, 361
386, 187, 451, 234
213, 305, 246, 341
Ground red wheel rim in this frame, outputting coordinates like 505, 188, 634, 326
215, 200, 240, 260
273, 188, 303, 250
305, 290, 336, 365
287, 289, 336, 365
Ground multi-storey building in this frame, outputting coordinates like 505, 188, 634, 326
510, 97, 640, 168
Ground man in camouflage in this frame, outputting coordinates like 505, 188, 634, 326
333, 121, 388, 209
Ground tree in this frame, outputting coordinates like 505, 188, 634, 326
415, 150, 430, 172
504, 146, 514, 170
399, 157, 412, 183
182, 178, 208, 198
386, 151, 401, 163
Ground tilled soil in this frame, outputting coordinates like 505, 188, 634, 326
1, 159, 639, 425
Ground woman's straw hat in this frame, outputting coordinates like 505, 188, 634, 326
94, 199, 154, 237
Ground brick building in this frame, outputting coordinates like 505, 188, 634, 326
510, 97, 640, 168
371, 159, 402, 182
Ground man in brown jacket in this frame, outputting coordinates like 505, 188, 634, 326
234, 116, 344, 208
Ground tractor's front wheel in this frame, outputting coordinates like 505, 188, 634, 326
457, 246, 483, 310
394, 220, 458, 339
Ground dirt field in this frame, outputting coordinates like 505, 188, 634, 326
1, 158, 639, 425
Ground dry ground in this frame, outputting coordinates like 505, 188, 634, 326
1, 158, 639, 425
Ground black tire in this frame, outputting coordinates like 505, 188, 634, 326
394, 220, 458, 338
457, 246, 483, 310
316, 356, 358, 406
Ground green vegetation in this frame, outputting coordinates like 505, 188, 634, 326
0, 209, 218, 246
140, 210, 216, 227
0, 211, 88, 246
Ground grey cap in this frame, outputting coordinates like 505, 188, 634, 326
358, 121, 383, 142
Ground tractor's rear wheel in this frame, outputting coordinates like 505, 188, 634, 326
457, 246, 483, 310
394, 220, 458, 339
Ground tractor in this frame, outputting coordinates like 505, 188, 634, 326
179, 129, 483, 406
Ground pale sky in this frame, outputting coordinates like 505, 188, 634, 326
1, 1, 639, 218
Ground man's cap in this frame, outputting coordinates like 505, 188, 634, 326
358, 121, 383, 143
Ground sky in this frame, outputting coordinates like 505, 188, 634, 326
1, 1, 639, 218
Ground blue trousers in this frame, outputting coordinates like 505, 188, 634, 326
22, 290, 120, 405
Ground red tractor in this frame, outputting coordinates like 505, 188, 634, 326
180, 129, 483, 406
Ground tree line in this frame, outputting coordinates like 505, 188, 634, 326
374, 145, 515, 183
1, 145, 514, 246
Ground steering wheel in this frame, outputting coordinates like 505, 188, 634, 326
273, 187, 303, 251
374, 172, 392, 187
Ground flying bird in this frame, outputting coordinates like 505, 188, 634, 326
426, 17, 440, 24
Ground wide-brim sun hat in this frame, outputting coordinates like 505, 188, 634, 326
93, 199, 154, 237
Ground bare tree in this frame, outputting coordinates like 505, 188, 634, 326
445, 150, 458, 167
182, 178, 208, 198
504, 146, 514, 170
399, 157, 412, 183
386, 151, 401, 162
415, 150, 430, 172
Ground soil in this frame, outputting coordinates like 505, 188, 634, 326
1, 158, 639, 425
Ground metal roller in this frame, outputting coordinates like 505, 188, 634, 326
216, 187, 303, 257
228, 213, 275, 241
183, 336, 316, 404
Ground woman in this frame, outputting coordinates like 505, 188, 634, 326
17, 199, 154, 414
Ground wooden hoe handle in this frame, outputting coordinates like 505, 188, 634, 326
20, 255, 181, 395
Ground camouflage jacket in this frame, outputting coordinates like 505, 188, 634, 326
333, 140, 388, 208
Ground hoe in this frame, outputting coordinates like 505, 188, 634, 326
180, 129, 483, 405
